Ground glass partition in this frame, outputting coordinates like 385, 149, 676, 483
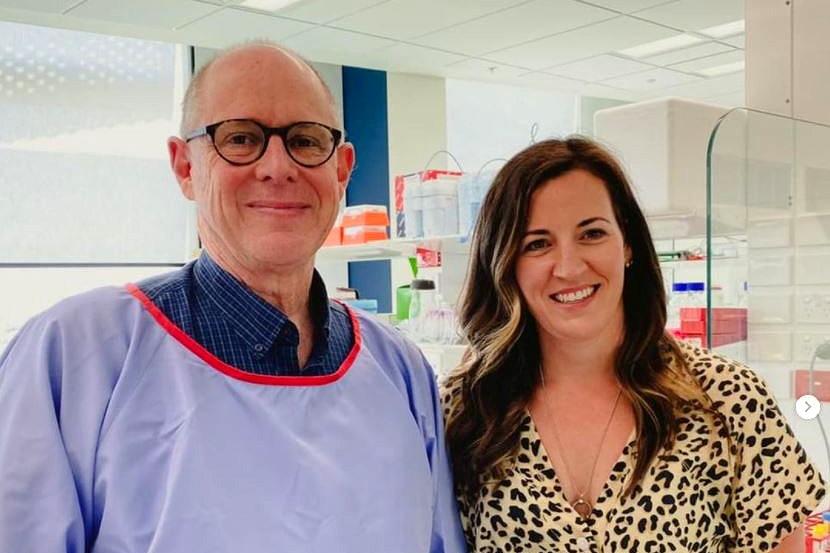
707, 108, 830, 380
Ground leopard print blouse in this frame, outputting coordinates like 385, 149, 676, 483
441, 341, 826, 553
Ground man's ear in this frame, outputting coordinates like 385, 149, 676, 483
168, 137, 195, 200
336, 142, 355, 195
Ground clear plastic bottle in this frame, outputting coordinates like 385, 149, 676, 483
457, 169, 496, 239
409, 279, 437, 343
456, 173, 477, 238
687, 282, 706, 308
403, 175, 423, 238
666, 282, 688, 330
422, 178, 458, 237
736, 281, 748, 308
710, 285, 725, 307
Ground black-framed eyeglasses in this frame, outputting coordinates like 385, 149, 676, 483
185, 119, 343, 168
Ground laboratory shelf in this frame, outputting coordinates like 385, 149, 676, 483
316, 235, 465, 263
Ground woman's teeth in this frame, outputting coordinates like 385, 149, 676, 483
553, 286, 596, 304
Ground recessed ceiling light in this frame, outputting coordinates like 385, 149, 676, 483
238, 0, 305, 12
618, 34, 704, 58
698, 20, 745, 38
696, 60, 744, 77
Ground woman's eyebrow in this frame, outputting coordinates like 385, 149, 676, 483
577, 216, 611, 228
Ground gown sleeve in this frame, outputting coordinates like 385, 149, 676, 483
390, 337, 467, 553
419, 356, 469, 553
0, 294, 125, 553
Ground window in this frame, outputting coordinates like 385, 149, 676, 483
0, 22, 193, 351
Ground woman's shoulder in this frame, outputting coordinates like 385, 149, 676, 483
672, 339, 774, 413
438, 371, 465, 421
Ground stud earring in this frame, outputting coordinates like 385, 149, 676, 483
625, 259, 632, 268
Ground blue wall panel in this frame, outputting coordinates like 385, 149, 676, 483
341, 66, 391, 313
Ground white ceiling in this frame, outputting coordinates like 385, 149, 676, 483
0, 0, 746, 106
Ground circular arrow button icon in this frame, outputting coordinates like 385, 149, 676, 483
796, 394, 821, 420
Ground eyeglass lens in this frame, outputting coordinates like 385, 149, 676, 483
213, 120, 337, 166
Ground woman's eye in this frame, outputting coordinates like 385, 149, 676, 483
583, 228, 607, 240
523, 239, 548, 252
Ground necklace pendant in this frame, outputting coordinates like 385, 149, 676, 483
572, 498, 592, 520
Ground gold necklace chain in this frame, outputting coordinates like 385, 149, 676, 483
539, 371, 623, 522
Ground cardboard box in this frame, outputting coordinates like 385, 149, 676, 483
793, 369, 830, 401
679, 307, 747, 338
342, 204, 389, 227
342, 225, 388, 245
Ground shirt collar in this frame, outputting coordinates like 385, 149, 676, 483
193, 250, 332, 356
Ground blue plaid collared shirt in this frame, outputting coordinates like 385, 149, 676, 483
136, 251, 353, 377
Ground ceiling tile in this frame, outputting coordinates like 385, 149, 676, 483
179, 0, 230, 5
282, 26, 396, 65
634, 0, 743, 31
413, 0, 616, 57
643, 41, 734, 66
358, 42, 466, 74
273, 0, 387, 24
513, 71, 587, 92
0, 0, 79, 13
510, 71, 637, 101
175, 8, 312, 48
486, 16, 677, 70
443, 58, 528, 81
585, 0, 674, 12
0, 0, 750, 105
646, 70, 744, 100
548, 54, 653, 81
724, 33, 745, 48
701, 89, 744, 108
69, 0, 219, 29
331, 0, 524, 40
668, 49, 743, 73
577, 82, 639, 101
600, 67, 702, 91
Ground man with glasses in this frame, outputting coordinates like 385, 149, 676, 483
0, 42, 466, 553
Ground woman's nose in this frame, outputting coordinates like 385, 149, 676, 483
552, 244, 586, 279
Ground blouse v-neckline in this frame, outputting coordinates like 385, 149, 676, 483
523, 410, 637, 537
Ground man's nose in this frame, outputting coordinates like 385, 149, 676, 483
254, 135, 299, 179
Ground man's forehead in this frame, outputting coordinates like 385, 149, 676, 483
209, 48, 312, 91
200, 49, 333, 123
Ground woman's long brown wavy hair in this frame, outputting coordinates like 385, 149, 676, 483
444, 136, 708, 501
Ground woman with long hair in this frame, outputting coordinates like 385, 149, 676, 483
442, 136, 825, 552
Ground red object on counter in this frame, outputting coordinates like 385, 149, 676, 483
676, 307, 747, 348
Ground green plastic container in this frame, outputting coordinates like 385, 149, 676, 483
396, 285, 411, 321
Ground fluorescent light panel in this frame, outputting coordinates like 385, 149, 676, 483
239, 0, 305, 12
698, 20, 745, 39
618, 34, 704, 58
697, 60, 744, 77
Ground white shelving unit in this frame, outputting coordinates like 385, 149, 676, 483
317, 234, 465, 263
318, 235, 470, 375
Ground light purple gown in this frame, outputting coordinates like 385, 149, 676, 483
0, 284, 466, 553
